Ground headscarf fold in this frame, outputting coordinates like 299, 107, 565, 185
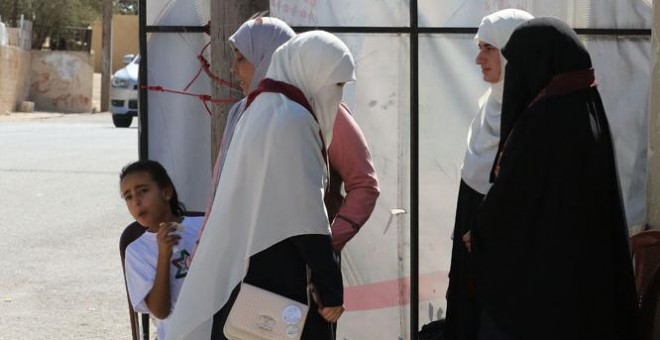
167, 31, 355, 340
461, 9, 533, 194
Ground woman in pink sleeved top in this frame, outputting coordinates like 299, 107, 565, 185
196, 17, 380, 253
326, 103, 380, 251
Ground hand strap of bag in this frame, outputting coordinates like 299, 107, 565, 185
305, 265, 313, 305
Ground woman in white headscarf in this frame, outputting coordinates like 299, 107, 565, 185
444, 9, 533, 340
167, 31, 356, 340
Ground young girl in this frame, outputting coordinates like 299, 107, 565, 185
119, 160, 208, 340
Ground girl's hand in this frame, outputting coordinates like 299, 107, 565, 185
319, 306, 344, 323
156, 222, 181, 256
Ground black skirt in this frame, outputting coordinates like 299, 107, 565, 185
444, 180, 484, 340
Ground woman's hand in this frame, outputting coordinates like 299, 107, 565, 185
462, 230, 472, 253
319, 306, 344, 323
156, 222, 181, 256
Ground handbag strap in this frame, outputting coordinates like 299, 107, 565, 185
306, 265, 314, 306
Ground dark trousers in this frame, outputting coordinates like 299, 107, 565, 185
445, 180, 484, 340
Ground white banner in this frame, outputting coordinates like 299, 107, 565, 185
273, 1, 652, 338
146, 0, 212, 212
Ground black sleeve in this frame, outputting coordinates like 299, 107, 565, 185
290, 234, 343, 307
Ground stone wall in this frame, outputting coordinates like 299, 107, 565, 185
0, 25, 32, 114
91, 15, 139, 73
0, 46, 31, 113
29, 51, 93, 113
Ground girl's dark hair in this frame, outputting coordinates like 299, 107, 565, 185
120, 160, 186, 217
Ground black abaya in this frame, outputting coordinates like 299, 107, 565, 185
473, 18, 638, 340
445, 180, 484, 340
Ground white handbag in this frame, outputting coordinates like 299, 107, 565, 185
223, 283, 310, 340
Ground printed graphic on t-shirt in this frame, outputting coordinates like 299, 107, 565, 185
172, 249, 191, 279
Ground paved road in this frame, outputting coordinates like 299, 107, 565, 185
0, 113, 140, 339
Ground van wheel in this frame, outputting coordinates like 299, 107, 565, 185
112, 114, 133, 128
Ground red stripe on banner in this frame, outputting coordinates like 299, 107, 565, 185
344, 271, 449, 311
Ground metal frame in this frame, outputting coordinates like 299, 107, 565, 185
138, 0, 209, 160
138, 1, 652, 338
293, 16, 650, 340
292, 26, 651, 36
138, 0, 148, 160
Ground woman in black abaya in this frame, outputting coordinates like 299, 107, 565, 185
445, 9, 532, 340
472, 17, 638, 340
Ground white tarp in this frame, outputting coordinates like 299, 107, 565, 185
271, 1, 652, 339
147, 0, 652, 338
0, 20, 7, 47
146, 0, 212, 212
419, 0, 653, 28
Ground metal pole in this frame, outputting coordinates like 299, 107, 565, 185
410, 0, 419, 338
138, 0, 148, 160
647, 0, 660, 229
100, 0, 112, 112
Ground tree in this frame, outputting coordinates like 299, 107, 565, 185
0, 0, 136, 49
35, 0, 101, 49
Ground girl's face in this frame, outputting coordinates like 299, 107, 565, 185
476, 41, 502, 83
230, 49, 255, 96
120, 171, 172, 230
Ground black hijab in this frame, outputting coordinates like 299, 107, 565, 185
490, 18, 594, 183
475, 17, 638, 340
500, 17, 592, 144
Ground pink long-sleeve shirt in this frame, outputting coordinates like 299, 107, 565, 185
326, 104, 380, 251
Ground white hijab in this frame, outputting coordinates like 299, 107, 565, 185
461, 9, 533, 194
166, 31, 355, 340
266, 30, 356, 148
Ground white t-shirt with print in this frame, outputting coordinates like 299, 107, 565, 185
124, 216, 203, 340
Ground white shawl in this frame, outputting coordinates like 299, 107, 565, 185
166, 31, 355, 340
461, 9, 534, 194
